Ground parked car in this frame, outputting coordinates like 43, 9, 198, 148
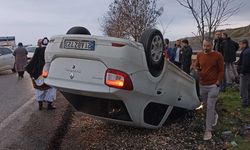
43, 26, 200, 129
26, 46, 37, 61
0, 47, 15, 72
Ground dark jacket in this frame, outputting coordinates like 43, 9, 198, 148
213, 38, 223, 53
221, 38, 239, 63
181, 45, 193, 74
238, 48, 250, 75
26, 47, 45, 80
167, 47, 175, 62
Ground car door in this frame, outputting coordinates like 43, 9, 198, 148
0, 48, 14, 71
3, 48, 14, 66
153, 61, 200, 110
0, 48, 6, 70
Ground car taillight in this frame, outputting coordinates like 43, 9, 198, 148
42, 63, 50, 78
105, 69, 133, 91
42, 70, 49, 78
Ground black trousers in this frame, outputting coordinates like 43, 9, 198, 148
182, 64, 191, 75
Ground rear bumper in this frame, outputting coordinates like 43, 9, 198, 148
59, 90, 173, 129
62, 92, 132, 122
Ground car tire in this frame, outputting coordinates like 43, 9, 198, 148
140, 29, 164, 77
66, 26, 91, 35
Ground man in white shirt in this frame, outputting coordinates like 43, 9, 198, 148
173, 40, 182, 68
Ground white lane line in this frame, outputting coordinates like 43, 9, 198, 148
0, 96, 35, 131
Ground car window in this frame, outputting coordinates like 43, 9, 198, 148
0, 48, 12, 55
26, 47, 37, 52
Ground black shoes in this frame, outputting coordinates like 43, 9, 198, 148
39, 101, 43, 110
47, 102, 56, 110
38, 101, 56, 110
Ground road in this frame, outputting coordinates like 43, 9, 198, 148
0, 70, 71, 149
0, 70, 34, 123
0, 70, 36, 148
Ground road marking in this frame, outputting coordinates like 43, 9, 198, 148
0, 96, 35, 131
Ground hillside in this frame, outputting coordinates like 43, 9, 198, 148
170, 24, 250, 51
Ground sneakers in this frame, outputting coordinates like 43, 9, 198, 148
203, 131, 212, 140
212, 114, 219, 126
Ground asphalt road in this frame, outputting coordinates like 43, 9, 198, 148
0, 70, 34, 123
0, 70, 72, 149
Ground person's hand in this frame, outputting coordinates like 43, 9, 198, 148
216, 81, 220, 87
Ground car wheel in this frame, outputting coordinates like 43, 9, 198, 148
66, 26, 91, 35
140, 29, 164, 77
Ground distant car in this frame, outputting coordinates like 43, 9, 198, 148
0, 47, 15, 72
43, 26, 200, 129
26, 46, 37, 60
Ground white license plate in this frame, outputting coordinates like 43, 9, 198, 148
63, 39, 95, 50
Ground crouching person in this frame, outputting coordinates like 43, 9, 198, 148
26, 38, 57, 110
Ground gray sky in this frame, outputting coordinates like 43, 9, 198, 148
0, 0, 249, 45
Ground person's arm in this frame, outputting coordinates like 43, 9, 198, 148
188, 47, 193, 57
194, 53, 200, 71
217, 53, 224, 84
25, 48, 28, 55
233, 40, 239, 51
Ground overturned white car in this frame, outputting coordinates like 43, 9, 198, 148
44, 26, 200, 129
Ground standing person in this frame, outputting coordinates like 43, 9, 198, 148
237, 39, 250, 107
195, 38, 224, 140
13, 42, 28, 79
213, 31, 223, 53
221, 33, 239, 88
173, 40, 182, 68
214, 31, 225, 92
181, 39, 193, 74
164, 38, 175, 62
26, 38, 56, 110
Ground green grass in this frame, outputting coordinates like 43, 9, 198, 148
216, 88, 250, 150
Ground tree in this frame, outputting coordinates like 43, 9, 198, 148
102, 0, 163, 41
176, 0, 242, 43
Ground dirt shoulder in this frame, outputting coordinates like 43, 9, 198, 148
61, 88, 250, 150
61, 111, 223, 150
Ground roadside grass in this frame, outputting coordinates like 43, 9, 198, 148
216, 88, 250, 150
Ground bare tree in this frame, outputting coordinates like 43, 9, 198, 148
158, 17, 174, 37
102, 0, 163, 41
176, 0, 242, 43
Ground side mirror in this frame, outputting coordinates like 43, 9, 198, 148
0, 53, 2, 56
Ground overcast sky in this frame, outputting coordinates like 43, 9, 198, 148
0, 0, 249, 45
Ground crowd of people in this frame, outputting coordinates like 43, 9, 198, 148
164, 33, 250, 140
